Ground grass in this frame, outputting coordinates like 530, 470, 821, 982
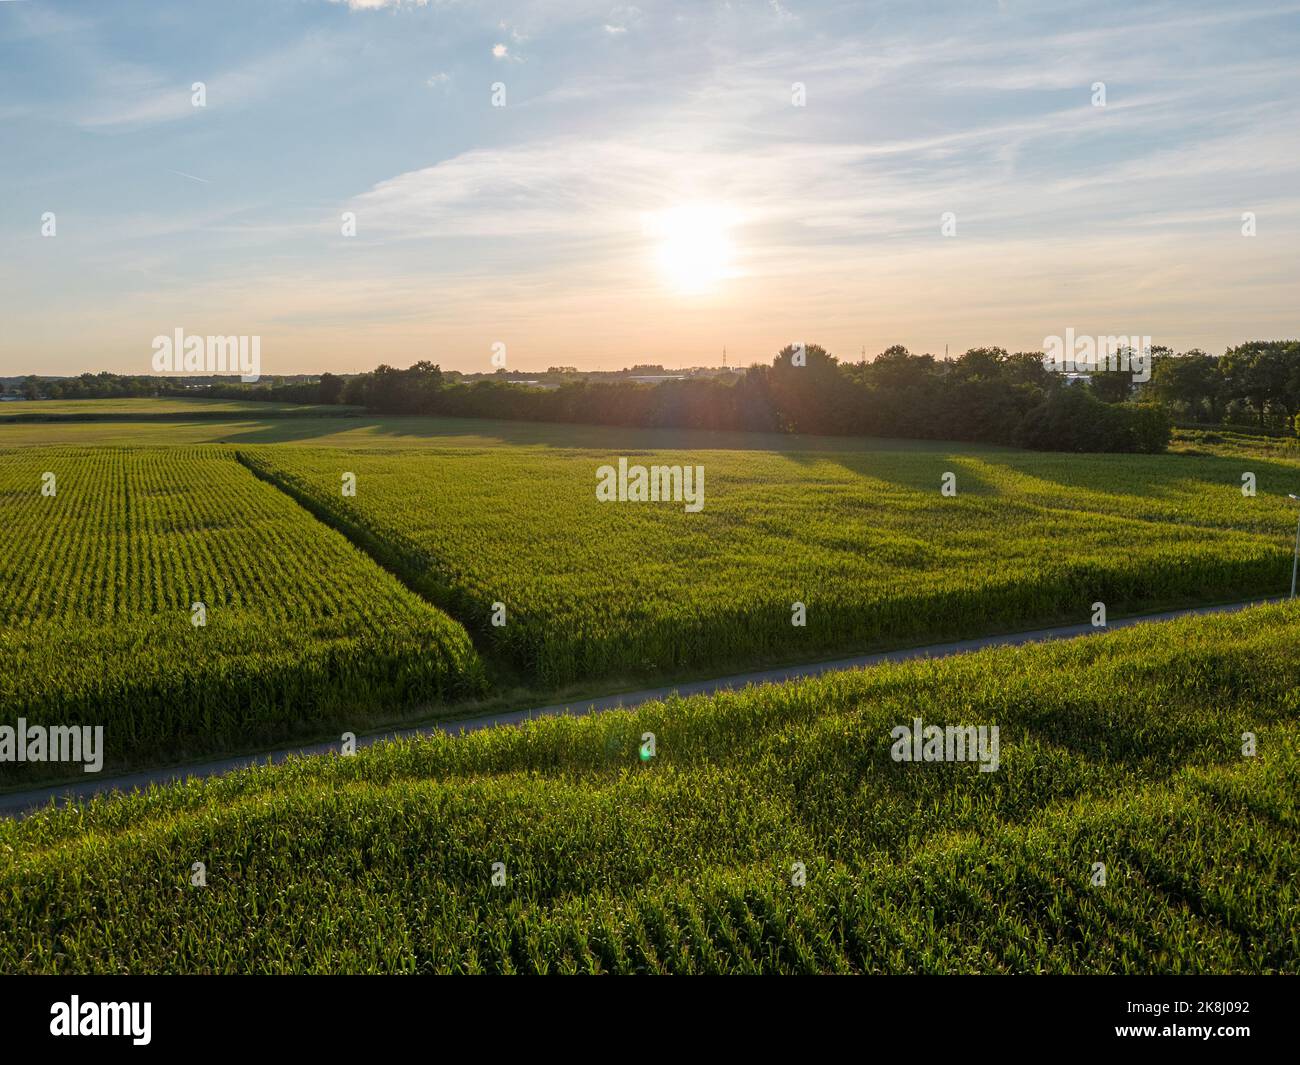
4, 406, 1298, 458
0, 397, 360, 420
1170, 426, 1300, 461
0, 412, 1011, 450
2, 602, 1295, 974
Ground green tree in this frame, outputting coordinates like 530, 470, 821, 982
864, 345, 937, 390
1220, 341, 1299, 426
318, 373, 345, 405
1146, 349, 1221, 422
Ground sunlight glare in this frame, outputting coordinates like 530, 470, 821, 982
647, 204, 736, 294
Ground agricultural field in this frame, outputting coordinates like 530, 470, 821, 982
1170, 426, 1300, 462
2, 602, 1295, 974
2, 413, 1298, 781
0, 397, 358, 420
0, 411, 1007, 450
0, 446, 483, 782
242, 441, 1299, 688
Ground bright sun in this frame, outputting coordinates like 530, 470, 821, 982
648, 204, 736, 294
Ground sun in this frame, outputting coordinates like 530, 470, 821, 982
647, 204, 736, 293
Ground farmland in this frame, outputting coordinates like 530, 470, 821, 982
242, 441, 1297, 687
2, 602, 1295, 974
1, 414, 1297, 780
0, 411, 1007, 450
0, 410, 1297, 975
0, 446, 483, 781
0, 397, 359, 420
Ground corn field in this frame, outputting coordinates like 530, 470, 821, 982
2, 603, 1296, 973
241, 445, 1296, 688
0, 447, 484, 781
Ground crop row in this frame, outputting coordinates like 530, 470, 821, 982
2, 602, 1295, 973
0, 447, 484, 780
240, 445, 1296, 687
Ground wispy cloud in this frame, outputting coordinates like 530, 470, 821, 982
327, 0, 432, 10
77, 33, 339, 130
3, 0, 1299, 374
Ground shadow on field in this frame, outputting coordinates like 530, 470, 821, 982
213, 414, 1013, 455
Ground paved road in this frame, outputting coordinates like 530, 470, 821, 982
0, 597, 1280, 817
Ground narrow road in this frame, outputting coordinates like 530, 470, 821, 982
0, 597, 1280, 817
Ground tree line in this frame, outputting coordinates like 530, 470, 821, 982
13, 340, 1300, 453
332, 345, 1173, 453
1145, 341, 1300, 429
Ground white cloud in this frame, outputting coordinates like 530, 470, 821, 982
11, 0, 1300, 371
328, 0, 431, 10
78, 34, 337, 130
769, 0, 797, 24
603, 6, 642, 35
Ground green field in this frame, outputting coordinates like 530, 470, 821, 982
2, 412, 1298, 772
1, 404, 1298, 975
0, 446, 483, 780
0, 397, 360, 420
0, 412, 1006, 450
3, 603, 1295, 973
242, 442, 1296, 687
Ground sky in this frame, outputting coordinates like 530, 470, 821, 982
1, 0, 1298, 378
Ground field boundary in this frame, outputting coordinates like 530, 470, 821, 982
234, 448, 500, 660
0, 595, 1280, 817
0, 407, 365, 424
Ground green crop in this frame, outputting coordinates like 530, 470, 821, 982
2, 603, 1295, 974
241, 444, 1296, 687
0, 447, 484, 780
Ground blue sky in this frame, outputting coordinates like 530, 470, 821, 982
2, 0, 1298, 377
